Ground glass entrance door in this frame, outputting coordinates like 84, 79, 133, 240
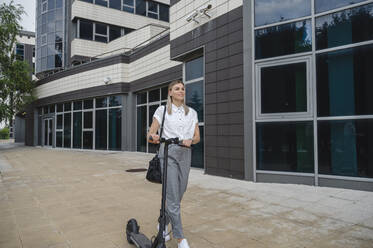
44, 118, 53, 146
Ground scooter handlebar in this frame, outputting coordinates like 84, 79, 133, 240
149, 136, 184, 145
160, 137, 182, 145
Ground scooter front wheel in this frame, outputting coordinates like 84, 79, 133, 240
126, 218, 140, 244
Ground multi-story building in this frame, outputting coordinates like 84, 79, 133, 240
10, 30, 36, 141
25, 0, 373, 191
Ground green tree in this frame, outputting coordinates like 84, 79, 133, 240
0, 1, 34, 126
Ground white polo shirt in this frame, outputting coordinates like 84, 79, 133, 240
153, 104, 198, 140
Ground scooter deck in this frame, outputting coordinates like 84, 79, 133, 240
130, 232, 152, 248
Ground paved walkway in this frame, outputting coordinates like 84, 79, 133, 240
0, 143, 373, 248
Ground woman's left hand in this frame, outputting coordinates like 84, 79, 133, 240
182, 139, 193, 147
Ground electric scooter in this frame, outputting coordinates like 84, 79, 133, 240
126, 137, 181, 248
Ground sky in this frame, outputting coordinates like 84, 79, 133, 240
2, 0, 35, 32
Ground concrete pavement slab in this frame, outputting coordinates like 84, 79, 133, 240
1, 144, 373, 248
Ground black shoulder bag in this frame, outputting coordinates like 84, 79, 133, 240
146, 105, 166, 184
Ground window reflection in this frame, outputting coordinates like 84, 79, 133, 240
255, 19, 312, 59
257, 121, 314, 173
185, 81, 204, 122
316, 3, 373, 50
255, 0, 311, 26
318, 119, 373, 178
185, 56, 203, 81
316, 44, 373, 117
315, 0, 366, 13
261, 62, 307, 114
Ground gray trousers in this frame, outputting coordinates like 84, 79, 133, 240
159, 144, 191, 239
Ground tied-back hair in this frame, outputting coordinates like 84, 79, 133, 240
166, 80, 189, 115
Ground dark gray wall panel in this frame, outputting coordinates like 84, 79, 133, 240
25, 104, 35, 146
319, 178, 373, 192
256, 173, 315, 186
170, 6, 244, 179
15, 116, 25, 143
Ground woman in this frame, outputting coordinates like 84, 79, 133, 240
147, 80, 200, 248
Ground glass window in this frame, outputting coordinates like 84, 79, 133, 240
109, 108, 121, 150
315, 0, 366, 14
260, 62, 307, 114
73, 101, 82, 110
148, 12, 158, 19
83, 131, 93, 149
256, 121, 314, 173
42, 1, 47, 12
47, 56, 54, 68
96, 97, 108, 108
44, 119, 48, 145
84, 111, 93, 129
149, 89, 160, 102
56, 131, 63, 147
137, 92, 147, 104
109, 25, 121, 41
148, 1, 158, 12
318, 119, 373, 178
255, 19, 312, 59
109, 0, 121, 10
137, 106, 147, 152
123, 0, 134, 13
80, 0, 93, 3
95, 35, 107, 43
148, 104, 159, 153
47, 10, 55, 22
55, 54, 62, 67
159, 4, 169, 22
73, 112, 82, 149
57, 114, 63, 129
43, 105, 49, 114
55, 21, 63, 31
191, 126, 204, 168
147, 1, 159, 19
64, 102, 71, 111
124, 27, 134, 35
79, 20, 93, 40
57, 103, 63, 112
316, 3, 373, 50
316, 44, 373, 117
185, 56, 203, 81
56, 0, 62, 8
15, 44, 24, 60
84, 99, 93, 109
161, 86, 168, 100
95, 109, 107, 150
48, 0, 55, 10
109, 95, 122, 107
63, 113, 71, 148
95, 0, 107, 7
55, 7, 62, 20
50, 104, 55, 113
186, 81, 204, 122
95, 23, 107, 35
255, 0, 311, 27
136, 0, 146, 16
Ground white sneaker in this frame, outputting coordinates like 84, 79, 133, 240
178, 239, 190, 248
157, 223, 171, 242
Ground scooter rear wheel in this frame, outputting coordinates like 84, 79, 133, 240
126, 219, 140, 244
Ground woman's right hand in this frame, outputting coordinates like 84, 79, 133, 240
148, 134, 160, 144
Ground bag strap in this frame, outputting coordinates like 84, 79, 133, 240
157, 105, 167, 152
